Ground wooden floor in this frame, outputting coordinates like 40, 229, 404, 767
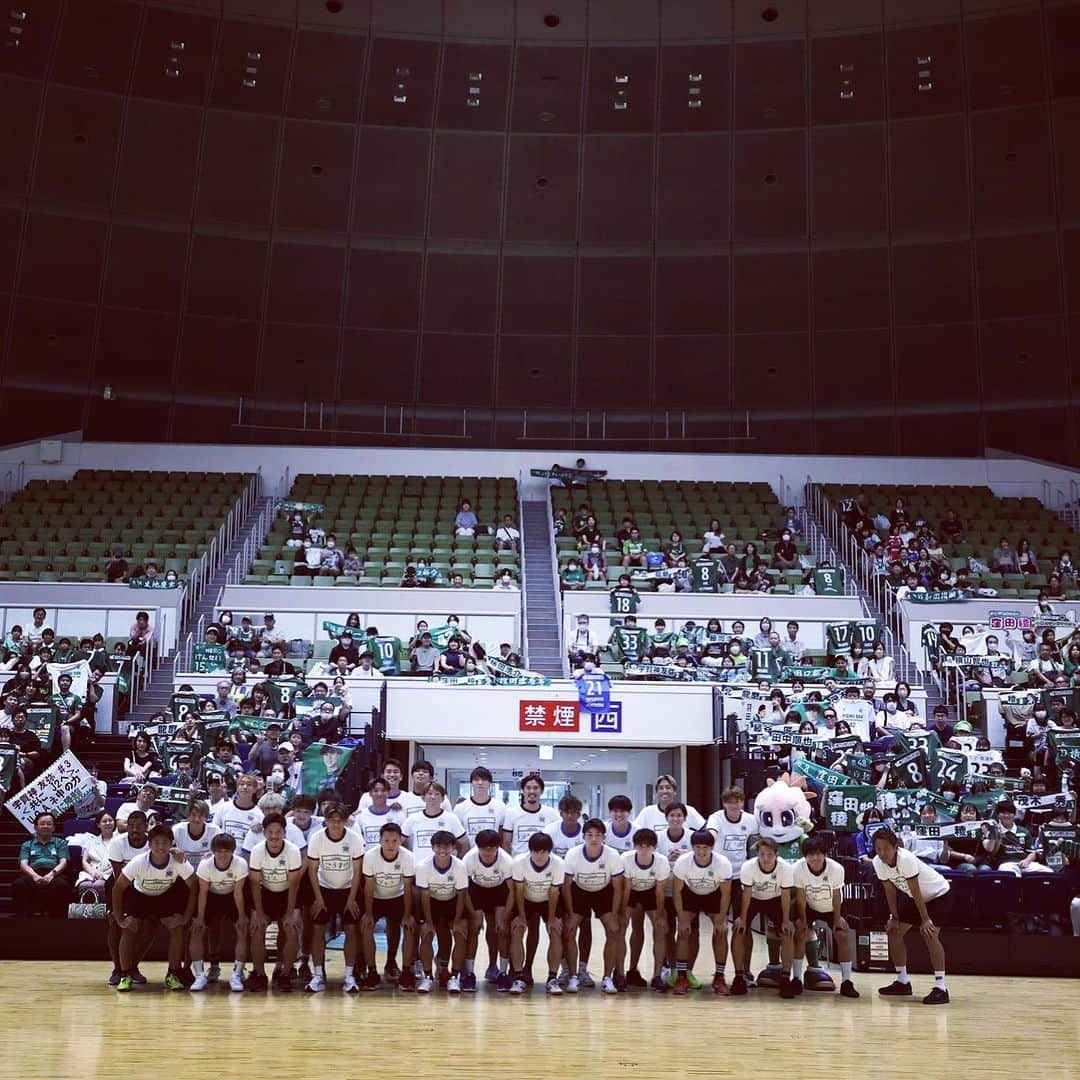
2, 943, 1079, 1080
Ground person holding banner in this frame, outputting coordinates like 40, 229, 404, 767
8, 708, 45, 781
872, 827, 952, 1004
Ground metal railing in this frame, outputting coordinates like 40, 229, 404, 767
1045, 477, 1080, 534
228, 497, 276, 586
173, 631, 194, 682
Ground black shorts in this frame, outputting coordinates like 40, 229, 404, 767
681, 887, 726, 916
728, 878, 743, 916
204, 890, 241, 923
664, 895, 678, 922
468, 881, 510, 914
296, 872, 315, 908
420, 897, 459, 926
125, 881, 190, 919
895, 890, 951, 927
371, 895, 405, 923
628, 889, 658, 912
746, 896, 785, 931
313, 887, 359, 925
524, 897, 563, 923
257, 887, 292, 922
570, 882, 614, 919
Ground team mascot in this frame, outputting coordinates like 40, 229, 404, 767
752, 774, 834, 991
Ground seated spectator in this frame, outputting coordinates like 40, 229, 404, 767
701, 519, 726, 556
992, 537, 1020, 574
718, 543, 740, 582
492, 569, 519, 591
1028, 642, 1063, 688
1045, 576, 1067, 601
9, 707, 45, 780
939, 508, 965, 543
351, 651, 382, 681
731, 567, 752, 592
561, 557, 586, 590
987, 800, 1054, 875
287, 511, 307, 544
455, 500, 479, 537
439, 639, 467, 675
748, 565, 773, 593
449, 572, 466, 588
582, 542, 606, 581
258, 615, 284, 658
741, 542, 762, 573
1054, 550, 1076, 582
160, 751, 199, 791
568, 615, 598, 667
621, 526, 646, 568
779, 506, 802, 537
303, 536, 326, 575
244, 723, 285, 776
105, 547, 130, 583
903, 804, 953, 872
781, 620, 805, 664
414, 558, 444, 587
52, 671, 89, 752
665, 531, 687, 563
410, 632, 440, 675
124, 730, 162, 782
117, 782, 162, 832
13, 812, 70, 916
495, 515, 520, 552
613, 516, 636, 547
771, 530, 799, 571
866, 642, 895, 684
329, 632, 360, 669
552, 508, 567, 537
1015, 537, 1038, 575
75, 810, 117, 903
575, 515, 602, 551
1026, 706, 1054, 774
320, 534, 344, 577
206, 680, 238, 719
342, 545, 363, 575
263, 645, 299, 677
400, 564, 420, 588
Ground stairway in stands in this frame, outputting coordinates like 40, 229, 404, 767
0, 497, 275, 911
520, 500, 565, 678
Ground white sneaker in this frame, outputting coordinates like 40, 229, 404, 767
306, 973, 326, 993
343, 972, 359, 994
417, 975, 434, 994
446, 974, 461, 994
546, 977, 563, 996
566, 975, 580, 994
206, 964, 221, 984
190, 972, 209, 992
601, 975, 618, 995
510, 978, 527, 995
579, 968, 595, 989
229, 969, 245, 992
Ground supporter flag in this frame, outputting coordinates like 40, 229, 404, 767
931, 748, 968, 791
888, 747, 929, 789
822, 785, 878, 832
750, 646, 783, 682
812, 568, 844, 595
577, 671, 612, 713
265, 676, 307, 713
25, 704, 58, 752
45, 659, 91, 699
302, 741, 354, 795
192, 644, 228, 673
160, 739, 201, 774
843, 752, 876, 785
0, 748, 15, 796
610, 587, 640, 616
368, 635, 403, 674
691, 558, 719, 593
170, 692, 200, 726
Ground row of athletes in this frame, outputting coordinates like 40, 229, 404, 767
109, 796, 951, 1003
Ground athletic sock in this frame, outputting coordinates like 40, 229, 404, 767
548, 970, 558, 982
715, 964, 724, 976
191, 961, 205, 975
934, 971, 947, 989
578, 962, 589, 974
233, 962, 244, 974
840, 962, 852, 981
463, 959, 475, 973
676, 961, 688, 974
792, 959, 805, 979
314, 965, 325, 977
895, 965, 910, 985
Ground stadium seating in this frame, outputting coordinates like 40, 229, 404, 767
552, 480, 814, 593
0, 471, 253, 584
243, 473, 519, 587
819, 484, 1080, 598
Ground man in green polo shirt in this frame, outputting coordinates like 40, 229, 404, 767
13, 811, 70, 916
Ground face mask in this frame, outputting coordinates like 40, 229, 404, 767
886, 702, 897, 712
328, 541, 335, 548
782, 534, 791, 542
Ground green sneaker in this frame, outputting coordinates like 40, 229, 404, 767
117, 975, 133, 993
687, 973, 702, 990
164, 972, 185, 991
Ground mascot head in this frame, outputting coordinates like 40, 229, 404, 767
754, 773, 814, 845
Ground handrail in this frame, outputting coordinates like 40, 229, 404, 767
518, 484, 531, 672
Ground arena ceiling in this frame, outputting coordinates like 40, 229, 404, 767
0, 0, 1078, 462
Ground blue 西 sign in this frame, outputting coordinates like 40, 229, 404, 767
590, 702, 623, 734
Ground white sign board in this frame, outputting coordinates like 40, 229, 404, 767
4, 751, 98, 833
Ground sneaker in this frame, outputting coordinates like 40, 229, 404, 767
130, 968, 148, 986
626, 968, 647, 988
879, 980, 914, 997
343, 973, 359, 994
546, 977, 564, 996
613, 973, 628, 993
305, 973, 326, 993
297, 960, 313, 983
363, 969, 381, 991
789, 976, 804, 997
578, 969, 595, 989
650, 975, 668, 993
397, 970, 416, 992
116, 975, 133, 993
177, 968, 195, 988
566, 975, 580, 994
730, 974, 748, 997
509, 978, 527, 995
190, 972, 209, 992
246, 972, 270, 992
484, 963, 500, 983
206, 964, 221, 984
743, 970, 756, 989
446, 974, 461, 994
417, 975, 435, 994
601, 975, 618, 995
496, 972, 513, 993
276, 974, 294, 993
664, 968, 676, 987
384, 961, 401, 982
460, 971, 477, 993
229, 970, 245, 992
107, 969, 121, 987
164, 971, 185, 992
840, 980, 860, 999
923, 987, 950, 1005
779, 977, 796, 999
712, 974, 730, 996
687, 972, 701, 990
673, 973, 690, 996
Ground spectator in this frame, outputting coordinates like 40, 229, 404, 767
124, 730, 162, 782
665, 531, 687, 563
117, 783, 162, 832
329, 632, 360, 670
903, 805, 953, 872
771, 530, 799, 571
105, 547, 129, 583
939, 509, 965, 543
568, 615, 598, 667
258, 614, 284, 658
455, 500, 479, 537
342, 545, 363, 575
986, 800, 1054, 875
866, 642, 896, 683
1028, 642, 1063, 688
52, 671, 89, 752
614, 516, 636, 546
320, 534, 344, 577
1054, 550, 1076, 583
992, 537, 1020, 574
562, 557, 586, 590
13, 812, 70, 916
581, 541, 606, 582
75, 811, 117, 903
748, 565, 774, 593
718, 543, 740, 582
552, 508, 568, 537
208, 680, 238, 719
701, 519, 726, 556
9, 707, 45, 780
26, 608, 48, 648
741, 542, 762, 573
781, 621, 805, 664
414, 558, 443, 587
410, 632, 440, 675
621, 526, 646, 568
779, 506, 802, 537
495, 514, 520, 552
354, 651, 385, 681
1016, 538, 1038, 575
439, 639, 467, 675
263, 645, 299, 677
492, 568, 519, 591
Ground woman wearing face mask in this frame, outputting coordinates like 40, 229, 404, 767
1, 662, 35, 701
753, 618, 774, 650
582, 542, 606, 581
772, 530, 799, 571
727, 640, 748, 669
1026, 705, 1055, 774
894, 681, 917, 715
867, 642, 896, 683
320, 533, 344, 578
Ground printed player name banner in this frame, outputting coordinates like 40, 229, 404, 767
822, 785, 879, 832
906, 589, 972, 604
129, 577, 181, 589
192, 644, 228, 673
4, 751, 97, 832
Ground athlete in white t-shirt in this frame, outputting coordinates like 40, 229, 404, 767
732, 839, 795, 997
544, 801, 586, 858
172, 800, 220, 870
112, 824, 196, 993
705, 789, 758, 882
632, 775, 705, 832
463, 829, 515, 991
510, 832, 566, 995
793, 835, 857, 998
403, 783, 467, 855
358, 759, 424, 821
671, 831, 733, 996
604, 795, 636, 853
360, 822, 417, 990
356, 777, 398, 847
872, 827, 951, 1005
621, 828, 670, 991
190, 832, 248, 991
305, 804, 364, 993
454, 766, 507, 844
655, 803, 695, 977
563, 820, 626, 995
212, 774, 263, 843
415, 832, 469, 993
246, 812, 303, 992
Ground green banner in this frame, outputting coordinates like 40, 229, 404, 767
280, 500, 325, 513
302, 741, 354, 796
153, 783, 202, 819
812, 568, 844, 596
1049, 730, 1080, 767
906, 589, 972, 604
264, 677, 307, 713
793, 758, 855, 789
822, 784, 879, 832
192, 644, 228, 673
321, 620, 353, 639
25, 704, 58, 751
426, 625, 459, 649
426, 673, 496, 686
294, 693, 343, 719
199, 718, 231, 756
843, 752, 877, 785
783, 665, 836, 681
888, 748, 929, 789
623, 662, 695, 682
170, 693, 201, 726
931, 749, 968, 791
160, 740, 201, 774
229, 715, 289, 740
880, 788, 961, 827
1042, 823, 1080, 870
200, 758, 240, 791
128, 577, 182, 589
